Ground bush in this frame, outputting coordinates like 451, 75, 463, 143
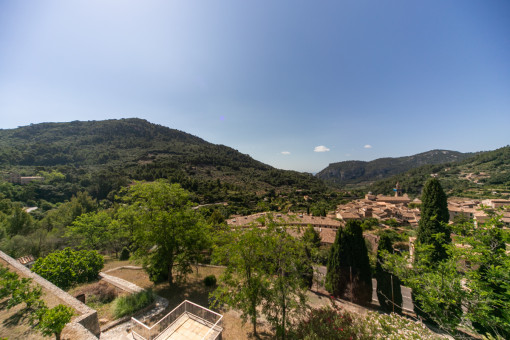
203, 275, 217, 287
291, 306, 444, 340
360, 311, 444, 339
119, 247, 130, 261
291, 306, 359, 339
112, 289, 155, 319
32, 248, 104, 290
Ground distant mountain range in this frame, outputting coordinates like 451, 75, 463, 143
0, 119, 507, 204
367, 146, 510, 198
316, 150, 474, 187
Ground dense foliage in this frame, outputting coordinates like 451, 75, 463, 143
383, 211, 510, 337
0, 118, 332, 211
212, 218, 310, 339
326, 220, 372, 304
416, 178, 451, 264
0, 266, 73, 340
291, 305, 444, 340
113, 289, 155, 319
375, 235, 402, 314
36, 304, 74, 340
117, 180, 209, 284
290, 305, 358, 339
32, 248, 104, 290
0, 265, 44, 312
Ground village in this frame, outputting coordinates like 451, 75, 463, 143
227, 183, 510, 246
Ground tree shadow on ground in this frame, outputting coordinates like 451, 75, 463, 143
153, 278, 214, 309
3, 308, 32, 327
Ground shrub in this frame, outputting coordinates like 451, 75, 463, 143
119, 247, 130, 261
360, 311, 444, 339
32, 248, 104, 290
203, 275, 217, 287
291, 306, 444, 340
112, 289, 154, 319
291, 306, 360, 339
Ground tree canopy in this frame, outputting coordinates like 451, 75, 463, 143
326, 220, 372, 304
117, 180, 209, 284
416, 178, 451, 264
375, 234, 402, 314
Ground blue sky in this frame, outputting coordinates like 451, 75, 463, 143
1, 1, 509, 173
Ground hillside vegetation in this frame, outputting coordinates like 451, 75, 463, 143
316, 149, 472, 187
0, 119, 336, 214
367, 146, 510, 198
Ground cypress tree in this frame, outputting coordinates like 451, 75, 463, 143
414, 178, 455, 323
375, 234, 403, 314
326, 220, 372, 304
416, 178, 451, 264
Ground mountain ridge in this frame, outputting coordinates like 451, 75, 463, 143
316, 149, 474, 187
367, 145, 510, 198
0, 118, 330, 210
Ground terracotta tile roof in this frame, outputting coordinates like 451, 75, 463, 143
17, 255, 35, 266
226, 212, 342, 228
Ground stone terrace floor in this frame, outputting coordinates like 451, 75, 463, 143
151, 313, 221, 340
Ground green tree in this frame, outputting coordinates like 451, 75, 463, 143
261, 224, 309, 340
36, 304, 74, 340
302, 225, 321, 250
375, 235, 402, 314
0, 265, 46, 319
212, 219, 309, 340
414, 178, 454, 324
67, 211, 112, 250
326, 220, 372, 304
383, 243, 465, 335
7, 204, 33, 236
416, 178, 451, 264
117, 180, 209, 284
211, 227, 268, 336
208, 209, 226, 227
32, 248, 104, 290
454, 211, 510, 338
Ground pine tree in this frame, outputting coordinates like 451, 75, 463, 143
326, 220, 372, 304
375, 234, 402, 314
416, 178, 451, 264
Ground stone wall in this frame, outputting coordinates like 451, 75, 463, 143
0, 250, 100, 339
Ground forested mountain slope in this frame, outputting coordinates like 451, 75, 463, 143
0, 119, 331, 212
368, 146, 510, 198
316, 149, 472, 187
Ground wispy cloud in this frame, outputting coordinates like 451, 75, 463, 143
281, 151, 290, 155
314, 145, 330, 152
364, 144, 372, 149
